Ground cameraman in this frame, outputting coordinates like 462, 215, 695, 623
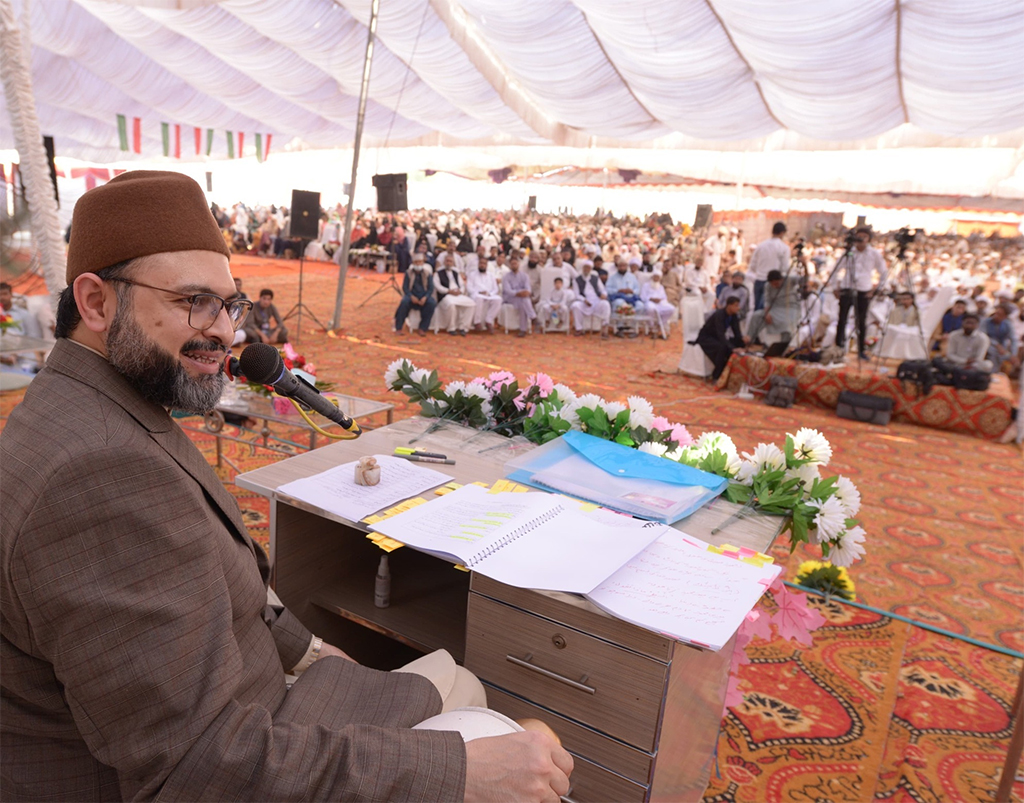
827, 227, 887, 359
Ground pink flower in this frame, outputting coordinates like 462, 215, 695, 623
525, 372, 554, 396
282, 342, 299, 361
487, 370, 517, 389
670, 423, 694, 447
512, 390, 527, 411
651, 415, 672, 432
303, 362, 317, 376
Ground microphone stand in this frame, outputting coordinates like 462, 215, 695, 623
282, 238, 328, 341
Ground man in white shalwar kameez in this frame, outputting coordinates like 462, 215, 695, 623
466, 259, 502, 333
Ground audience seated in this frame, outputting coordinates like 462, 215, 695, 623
394, 254, 436, 336
243, 288, 288, 345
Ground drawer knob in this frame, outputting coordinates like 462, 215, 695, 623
506, 653, 597, 695
552, 634, 567, 649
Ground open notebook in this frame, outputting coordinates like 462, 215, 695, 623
368, 484, 666, 594
372, 485, 779, 651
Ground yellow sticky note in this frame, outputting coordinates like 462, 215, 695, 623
446, 481, 463, 489
378, 537, 405, 552
453, 564, 469, 572
470, 481, 488, 488
488, 479, 512, 494
435, 486, 454, 496
510, 484, 529, 493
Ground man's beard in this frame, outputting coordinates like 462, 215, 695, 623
107, 307, 226, 414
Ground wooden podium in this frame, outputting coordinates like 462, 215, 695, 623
237, 417, 783, 802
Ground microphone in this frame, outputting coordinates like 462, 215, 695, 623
238, 343, 359, 433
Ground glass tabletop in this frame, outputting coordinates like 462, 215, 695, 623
217, 387, 393, 428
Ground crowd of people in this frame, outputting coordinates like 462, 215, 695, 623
211, 201, 1024, 380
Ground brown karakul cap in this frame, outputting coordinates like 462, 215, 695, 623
66, 170, 230, 283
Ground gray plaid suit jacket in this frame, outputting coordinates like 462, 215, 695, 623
1, 339, 466, 801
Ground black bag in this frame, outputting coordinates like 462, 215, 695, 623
896, 359, 936, 395
765, 375, 798, 408
836, 390, 893, 425
952, 368, 991, 391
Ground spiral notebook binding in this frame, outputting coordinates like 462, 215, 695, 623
466, 505, 564, 568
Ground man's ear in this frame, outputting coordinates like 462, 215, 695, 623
73, 273, 118, 334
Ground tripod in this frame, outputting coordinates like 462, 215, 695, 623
358, 255, 403, 307
282, 240, 328, 341
792, 233, 863, 358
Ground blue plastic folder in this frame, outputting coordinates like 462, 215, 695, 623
504, 431, 727, 524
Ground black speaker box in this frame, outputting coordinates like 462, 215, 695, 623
693, 204, 713, 229
290, 189, 320, 240
372, 173, 408, 212
528, 195, 537, 211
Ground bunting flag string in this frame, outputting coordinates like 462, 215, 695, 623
226, 131, 235, 159
161, 122, 170, 157
255, 133, 262, 163
132, 117, 141, 154
264, 133, 271, 162
237, 132, 244, 158
205, 128, 214, 156
194, 126, 202, 156
173, 124, 181, 159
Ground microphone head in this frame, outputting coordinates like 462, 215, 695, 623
238, 342, 283, 385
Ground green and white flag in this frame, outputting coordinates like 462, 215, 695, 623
226, 131, 235, 159
117, 114, 129, 151
161, 122, 170, 157
205, 128, 214, 156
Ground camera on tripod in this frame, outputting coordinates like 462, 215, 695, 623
843, 229, 858, 250
896, 227, 919, 248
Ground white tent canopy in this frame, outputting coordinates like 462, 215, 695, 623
2, 0, 1024, 197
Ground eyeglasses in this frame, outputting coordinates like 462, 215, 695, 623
107, 278, 253, 331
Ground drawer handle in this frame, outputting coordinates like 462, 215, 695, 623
506, 653, 596, 695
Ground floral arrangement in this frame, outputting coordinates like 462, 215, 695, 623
795, 559, 856, 601
246, 342, 331, 396
0, 313, 17, 334
384, 359, 866, 567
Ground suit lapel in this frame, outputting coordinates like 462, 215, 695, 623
148, 425, 255, 558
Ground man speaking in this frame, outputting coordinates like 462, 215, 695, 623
0, 172, 570, 802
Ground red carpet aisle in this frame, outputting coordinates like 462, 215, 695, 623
719, 354, 1016, 441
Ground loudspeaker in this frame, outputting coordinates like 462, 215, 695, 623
856, 215, 867, 228
693, 204, 712, 229
290, 189, 320, 240
43, 136, 59, 206
528, 195, 537, 211
372, 173, 408, 212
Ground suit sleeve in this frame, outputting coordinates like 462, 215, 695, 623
10, 446, 466, 802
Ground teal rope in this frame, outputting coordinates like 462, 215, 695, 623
784, 581, 1024, 660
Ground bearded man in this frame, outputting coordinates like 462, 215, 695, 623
0, 172, 570, 802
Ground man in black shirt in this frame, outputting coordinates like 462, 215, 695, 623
697, 296, 749, 381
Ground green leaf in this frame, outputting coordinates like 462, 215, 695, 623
614, 431, 634, 447
724, 484, 753, 504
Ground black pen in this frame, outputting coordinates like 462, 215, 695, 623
394, 453, 456, 465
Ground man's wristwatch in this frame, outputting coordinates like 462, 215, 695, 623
310, 636, 323, 663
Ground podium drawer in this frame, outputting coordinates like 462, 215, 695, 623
483, 683, 652, 785
565, 753, 648, 803
465, 593, 667, 751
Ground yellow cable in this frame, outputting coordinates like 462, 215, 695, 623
289, 397, 361, 440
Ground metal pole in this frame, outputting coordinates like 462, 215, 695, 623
331, 0, 379, 331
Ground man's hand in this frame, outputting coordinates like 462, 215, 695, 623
464, 731, 573, 802
743, 335, 752, 346
259, 332, 271, 344
518, 290, 531, 298
765, 313, 773, 325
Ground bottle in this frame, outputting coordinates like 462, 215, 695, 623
374, 555, 391, 608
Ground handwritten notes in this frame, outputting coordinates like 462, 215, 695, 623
276, 454, 451, 523
587, 530, 781, 651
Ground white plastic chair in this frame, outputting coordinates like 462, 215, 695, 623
678, 295, 714, 377
877, 287, 952, 360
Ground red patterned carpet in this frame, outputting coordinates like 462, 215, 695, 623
2, 254, 1021, 801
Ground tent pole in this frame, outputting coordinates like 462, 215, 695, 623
331, 0, 379, 332
0, 0, 67, 310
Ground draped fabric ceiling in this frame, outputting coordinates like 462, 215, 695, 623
3, 0, 1024, 199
